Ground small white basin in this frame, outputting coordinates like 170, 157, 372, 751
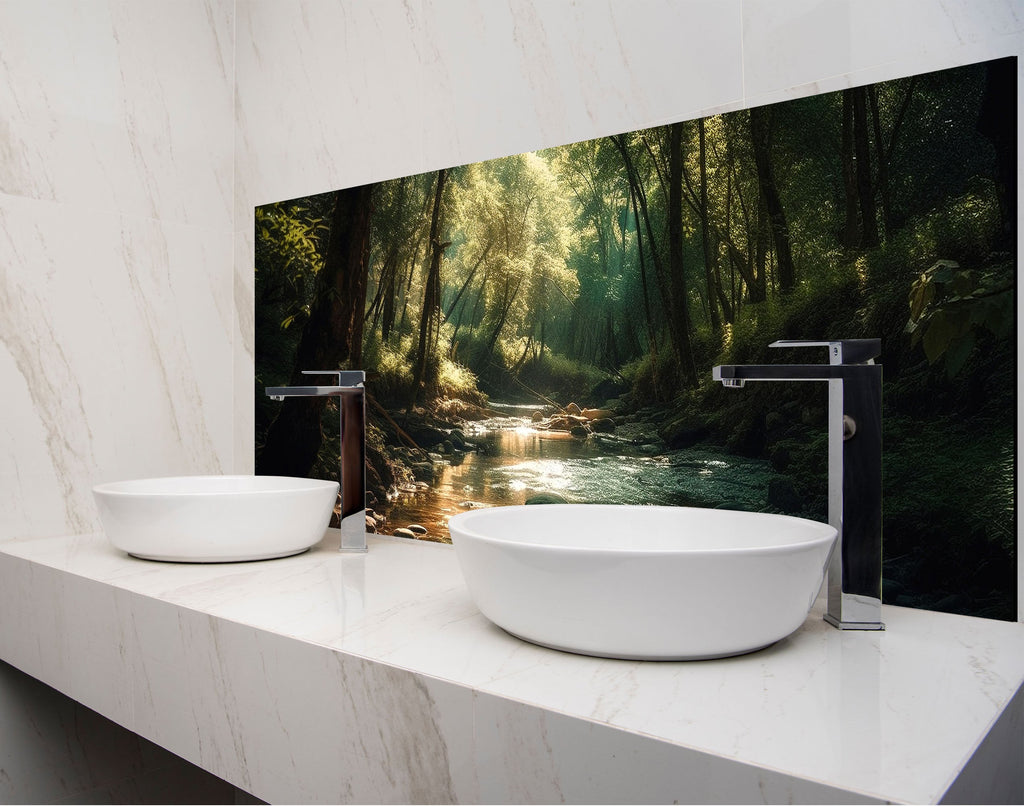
448, 504, 837, 660
93, 475, 338, 562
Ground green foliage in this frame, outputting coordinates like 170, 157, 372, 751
906, 257, 1013, 376
436, 356, 485, 403
255, 202, 327, 331
897, 185, 1010, 383
620, 350, 682, 405
362, 333, 416, 401
517, 350, 605, 404
884, 413, 1019, 557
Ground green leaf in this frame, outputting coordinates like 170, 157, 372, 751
921, 316, 950, 363
908, 280, 934, 322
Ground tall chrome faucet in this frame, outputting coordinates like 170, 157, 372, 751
713, 340, 883, 630
266, 371, 367, 553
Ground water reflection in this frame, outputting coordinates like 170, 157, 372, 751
378, 411, 775, 539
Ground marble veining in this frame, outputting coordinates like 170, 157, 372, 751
0, 0, 233, 227
741, 0, 1023, 107
0, 197, 234, 540
0, 531, 1020, 803
0, 0, 236, 540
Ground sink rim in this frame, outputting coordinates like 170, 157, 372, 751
449, 503, 837, 555
93, 474, 338, 497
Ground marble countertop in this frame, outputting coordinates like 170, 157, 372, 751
1, 529, 1022, 804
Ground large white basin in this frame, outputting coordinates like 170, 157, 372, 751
93, 475, 339, 562
448, 504, 837, 660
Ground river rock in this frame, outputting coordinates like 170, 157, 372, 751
587, 377, 629, 404
410, 426, 447, 448
531, 410, 544, 422
525, 493, 569, 505
365, 516, 378, 533
418, 532, 452, 544
448, 429, 467, 449
581, 408, 613, 421
659, 416, 709, 449
569, 425, 590, 438
411, 462, 435, 481
407, 524, 428, 535
565, 402, 582, 415
393, 527, 417, 539
590, 417, 615, 433
544, 414, 590, 432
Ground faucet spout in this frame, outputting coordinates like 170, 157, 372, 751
713, 340, 883, 631
713, 363, 879, 384
265, 371, 367, 553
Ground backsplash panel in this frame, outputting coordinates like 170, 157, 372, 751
255, 58, 1015, 620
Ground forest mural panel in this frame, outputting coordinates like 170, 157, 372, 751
256, 57, 1016, 621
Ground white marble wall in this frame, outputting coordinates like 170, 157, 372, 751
0, 0, 236, 542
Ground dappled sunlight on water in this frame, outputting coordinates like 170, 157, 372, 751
377, 410, 777, 540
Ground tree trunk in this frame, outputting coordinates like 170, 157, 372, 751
483, 275, 522, 362
752, 196, 770, 303
444, 241, 491, 320
698, 118, 722, 332
411, 169, 448, 407
613, 132, 695, 386
976, 57, 1016, 250
667, 123, 698, 386
626, 179, 661, 395
749, 106, 796, 292
851, 87, 879, 248
868, 86, 894, 241
259, 183, 374, 477
840, 90, 861, 248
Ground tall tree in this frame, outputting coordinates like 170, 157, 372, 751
976, 57, 1016, 249
612, 132, 696, 387
411, 168, 449, 406
749, 106, 797, 292
667, 123, 698, 385
850, 86, 880, 248
259, 183, 375, 477
840, 90, 861, 248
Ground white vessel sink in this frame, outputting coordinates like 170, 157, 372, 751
93, 475, 339, 562
448, 504, 837, 660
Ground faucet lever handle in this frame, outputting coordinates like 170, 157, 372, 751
769, 339, 880, 365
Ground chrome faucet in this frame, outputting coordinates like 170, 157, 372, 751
266, 370, 367, 553
713, 339, 883, 630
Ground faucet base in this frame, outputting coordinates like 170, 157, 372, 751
823, 613, 886, 631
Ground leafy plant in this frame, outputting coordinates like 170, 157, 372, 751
906, 258, 1013, 376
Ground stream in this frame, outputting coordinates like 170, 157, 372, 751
377, 402, 778, 540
